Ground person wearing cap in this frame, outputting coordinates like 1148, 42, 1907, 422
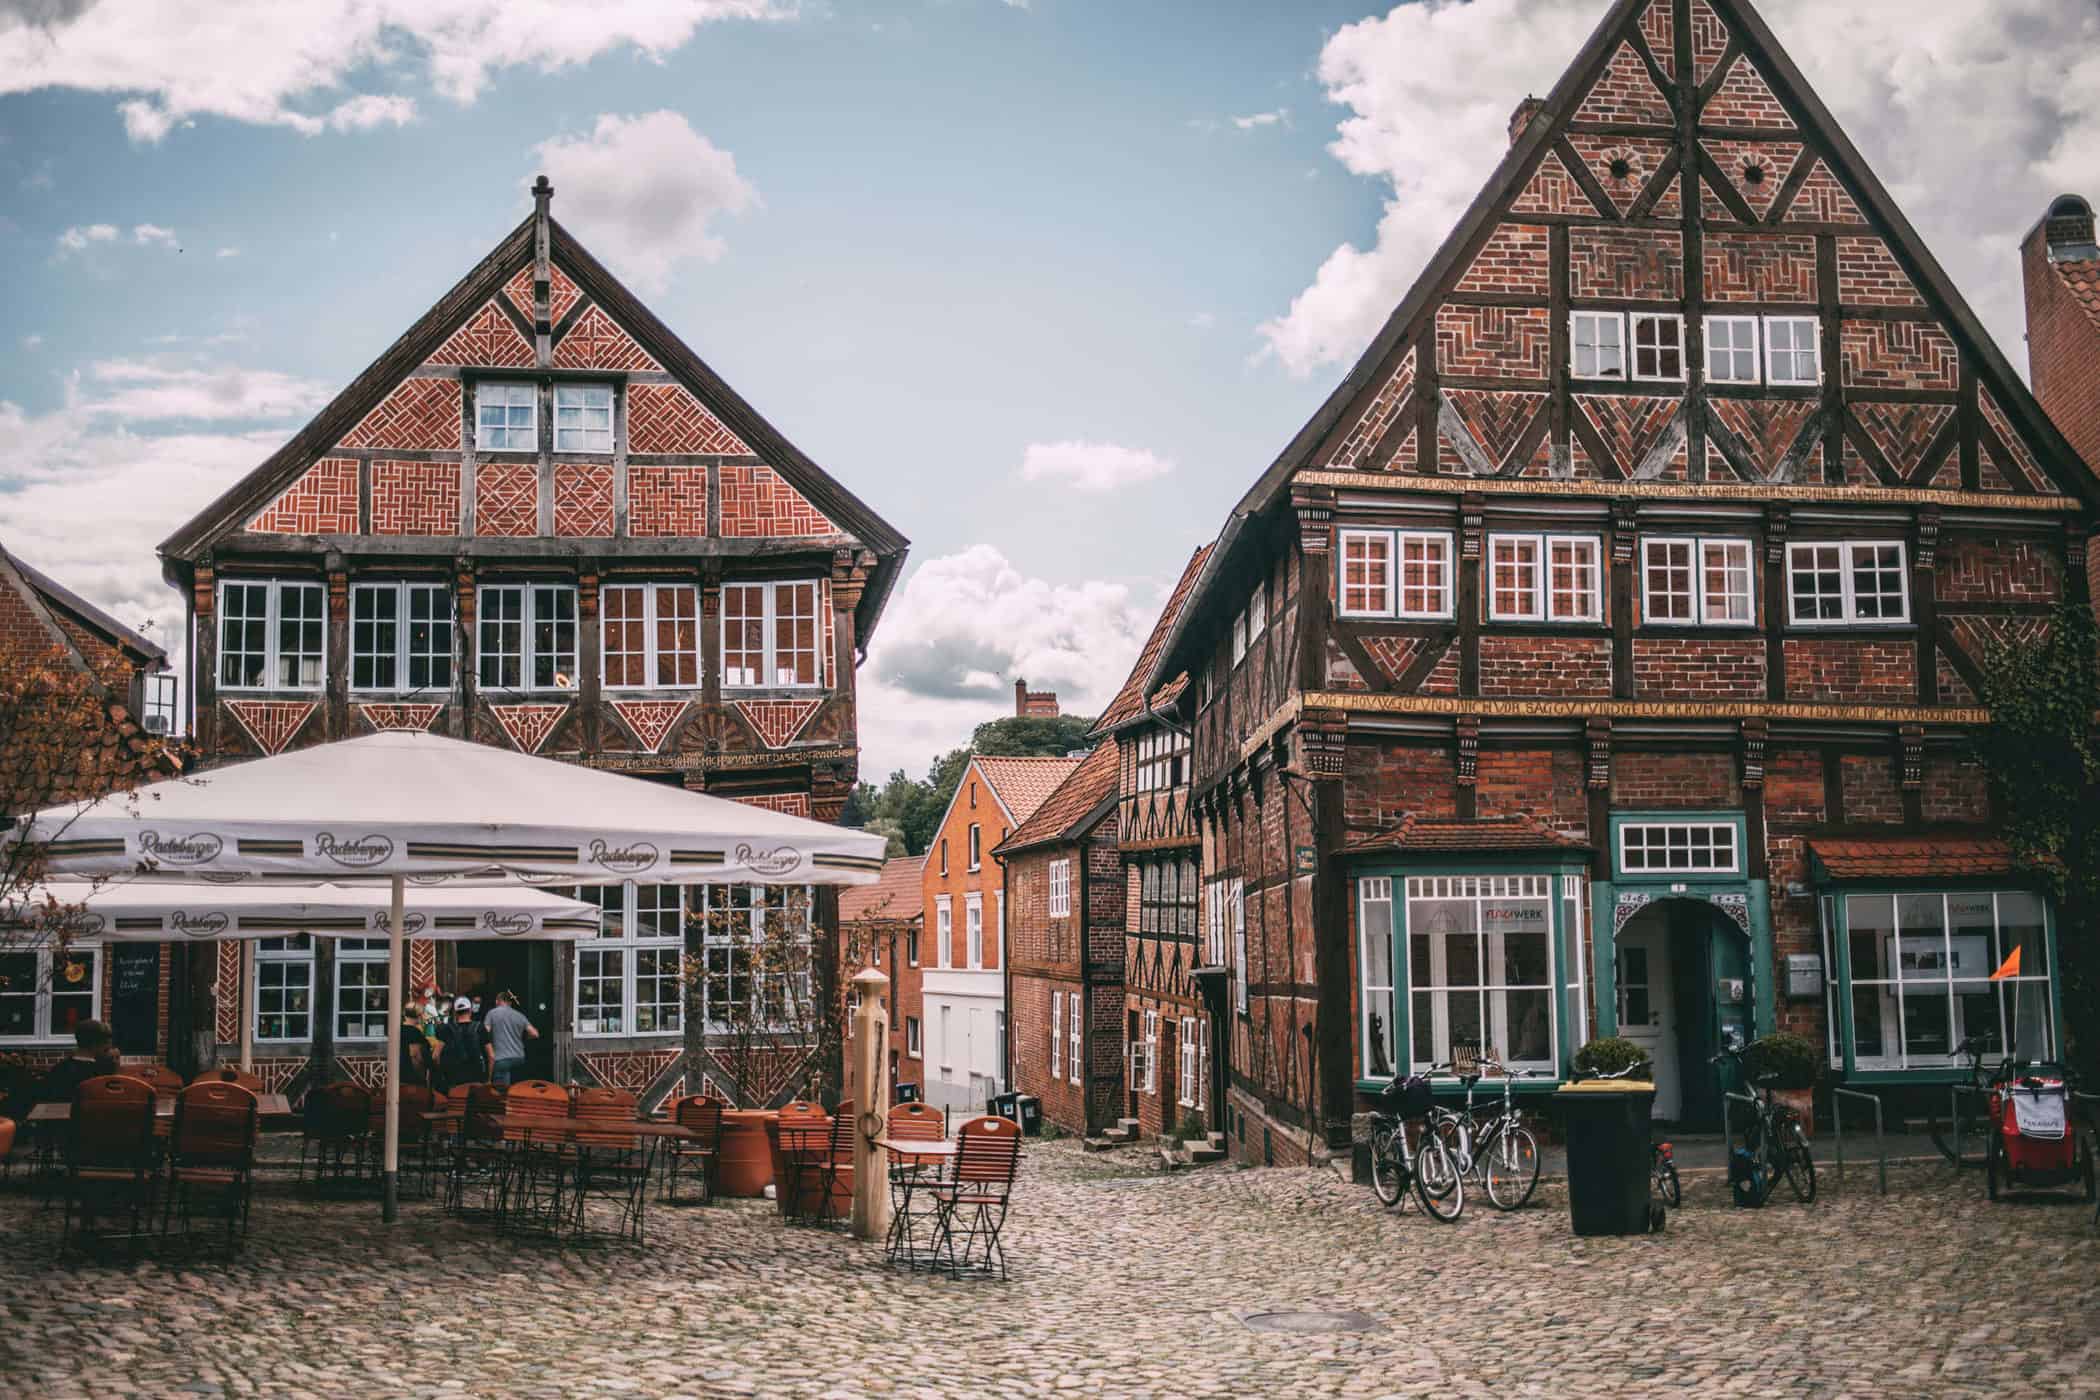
484, 990, 538, 1087
437, 996, 490, 1091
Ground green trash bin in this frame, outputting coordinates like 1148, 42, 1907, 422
1556, 1080, 1657, 1236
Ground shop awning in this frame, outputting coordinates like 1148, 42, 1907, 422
1807, 836, 2029, 882
1343, 813, 1590, 858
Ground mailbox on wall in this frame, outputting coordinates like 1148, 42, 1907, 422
1785, 954, 1823, 1002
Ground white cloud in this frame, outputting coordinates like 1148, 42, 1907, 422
81, 358, 329, 422
1018, 439, 1174, 493
131, 222, 175, 246
858, 546, 1158, 778
21, 334, 42, 350
1233, 109, 1287, 130
0, 0, 788, 141
531, 111, 758, 292
56, 222, 117, 252
215, 246, 240, 259
1260, 0, 2100, 378
1188, 311, 1216, 330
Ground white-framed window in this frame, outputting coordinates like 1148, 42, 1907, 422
1338, 529, 1394, 618
351, 582, 453, 693
1486, 534, 1602, 623
722, 579, 824, 689
965, 893, 984, 969
601, 582, 700, 689
1138, 857, 1199, 938
1143, 1009, 1159, 1093
1133, 727, 1189, 793
333, 938, 392, 1041
254, 935, 313, 1042
906, 927, 920, 968
1231, 878, 1247, 1014
1359, 876, 1397, 1079
967, 824, 981, 872
693, 885, 813, 1033
1404, 875, 1557, 1076
1231, 606, 1248, 664
477, 583, 577, 691
218, 579, 324, 690
553, 384, 614, 454
1396, 531, 1455, 619
572, 884, 681, 1037
1618, 822, 1739, 875
1572, 311, 1626, 380
1640, 538, 1753, 626
1843, 891, 2052, 1071
1050, 993, 1062, 1078
1248, 581, 1267, 641
476, 381, 537, 451
0, 944, 99, 1043
906, 1014, 922, 1058
1204, 880, 1226, 967
1630, 313, 1686, 382
1786, 541, 1910, 626
1764, 316, 1822, 386
1048, 860, 1072, 919
1068, 991, 1082, 1085
1178, 1016, 1199, 1107
1706, 316, 1761, 384
935, 897, 952, 970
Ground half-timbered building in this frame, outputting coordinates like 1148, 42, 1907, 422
1144, 0, 2098, 1163
155, 179, 906, 1106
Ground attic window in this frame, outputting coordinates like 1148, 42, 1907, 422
554, 384, 614, 454
477, 382, 535, 452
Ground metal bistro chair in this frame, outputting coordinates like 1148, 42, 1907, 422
161, 1080, 259, 1255
494, 1080, 571, 1232
362, 1084, 439, 1198
447, 1082, 510, 1218
299, 1083, 374, 1194
882, 1101, 947, 1267
774, 1101, 830, 1225
659, 1094, 724, 1205
812, 1098, 855, 1227
568, 1088, 646, 1242
928, 1114, 1022, 1281
62, 1075, 159, 1259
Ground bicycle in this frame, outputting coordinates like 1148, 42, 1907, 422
1365, 1075, 1465, 1222
1426, 1058, 1543, 1211
1651, 1139, 1681, 1208
1927, 1035, 1998, 1169
1712, 1044, 1815, 1205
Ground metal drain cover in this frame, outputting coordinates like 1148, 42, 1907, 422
1241, 1310, 1380, 1335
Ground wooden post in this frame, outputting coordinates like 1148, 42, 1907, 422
848, 965, 891, 1243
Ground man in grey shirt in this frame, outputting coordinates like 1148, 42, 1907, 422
484, 990, 538, 1086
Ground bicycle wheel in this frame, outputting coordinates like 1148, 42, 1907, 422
1778, 1121, 1816, 1203
1369, 1129, 1404, 1207
1412, 1137, 1465, 1222
1927, 1088, 1989, 1168
1654, 1156, 1681, 1208
1483, 1125, 1541, 1211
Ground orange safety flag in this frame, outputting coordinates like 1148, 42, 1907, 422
1988, 946, 2022, 981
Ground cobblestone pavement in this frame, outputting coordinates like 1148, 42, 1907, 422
2, 1140, 2096, 1398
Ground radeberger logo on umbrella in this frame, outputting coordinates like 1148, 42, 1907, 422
588, 839, 659, 873
734, 843, 804, 877
139, 831, 224, 865
171, 910, 231, 939
482, 910, 535, 937
368, 910, 429, 935
316, 832, 395, 868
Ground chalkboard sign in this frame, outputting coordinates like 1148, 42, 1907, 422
111, 944, 159, 1055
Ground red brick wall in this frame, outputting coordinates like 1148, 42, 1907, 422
339, 377, 460, 452
371, 460, 460, 535
1921, 751, 1991, 824
1836, 237, 1923, 307
627, 383, 748, 455
1840, 321, 1958, 392
1783, 639, 1915, 704
718, 465, 839, 539
1703, 55, 1790, 127
475, 462, 538, 537
628, 466, 708, 537
1704, 233, 1815, 302
1478, 636, 1612, 698
1611, 751, 1739, 808
1474, 747, 1588, 834
1936, 535, 2061, 605
1436, 305, 1550, 381
250, 458, 358, 534
552, 463, 614, 537
1764, 747, 1826, 825
923, 761, 1012, 971
2023, 223, 2100, 476
1455, 223, 1550, 297
1570, 228, 1683, 301
1841, 753, 1903, 824
1345, 742, 1458, 830
1631, 637, 1765, 699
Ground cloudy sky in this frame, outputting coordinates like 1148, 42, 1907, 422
2, 0, 2095, 783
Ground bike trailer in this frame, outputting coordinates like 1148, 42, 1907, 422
1992, 1074, 2074, 1178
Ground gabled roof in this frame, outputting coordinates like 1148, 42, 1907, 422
158, 199, 909, 642
2, 544, 166, 668
1090, 542, 1214, 739
1148, 0, 2100, 696
973, 754, 1085, 829
840, 854, 926, 923
1344, 814, 1589, 858
1809, 836, 2029, 882
994, 742, 1119, 856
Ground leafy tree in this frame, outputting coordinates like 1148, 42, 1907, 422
1979, 595, 2100, 1081
853, 715, 1098, 857
970, 714, 1096, 758
836, 781, 879, 828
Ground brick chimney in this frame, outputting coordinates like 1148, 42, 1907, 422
1509, 96, 1546, 148
1013, 677, 1059, 718
2021, 194, 2100, 476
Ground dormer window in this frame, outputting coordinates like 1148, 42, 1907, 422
477, 382, 536, 451
555, 384, 614, 453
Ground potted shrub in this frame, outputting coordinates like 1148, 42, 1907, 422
1572, 1036, 1652, 1082
1742, 1031, 1820, 1137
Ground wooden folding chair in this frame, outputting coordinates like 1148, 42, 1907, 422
494, 1080, 571, 1231
883, 1101, 946, 1267
161, 1081, 258, 1255
812, 1098, 855, 1227
299, 1083, 372, 1193
569, 1088, 645, 1242
773, 1101, 830, 1224
193, 1067, 267, 1096
63, 1075, 158, 1259
660, 1095, 724, 1205
929, 1114, 1022, 1280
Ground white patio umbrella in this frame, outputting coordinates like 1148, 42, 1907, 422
11, 731, 885, 1219
6, 879, 603, 942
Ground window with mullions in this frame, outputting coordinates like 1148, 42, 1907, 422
1487, 534, 1602, 622
477, 382, 536, 451
554, 384, 614, 453
255, 936, 313, 1042
1786, 542, 1909, 626
1764, 316, 1822, 386
602, 583, 699, 689
573, 883, 686, 1037
1640, 538, 1752, 626
1572, 311, 1626, 380
1338, 530, 1393, 617
477, 584, 576, 691
1133, 728, 1189, 793
1178, 1016, 1200, 1107
1630, 313, 1685, 382
219, 580, 325, 690
334, 938, 392, 1040
0, 945, 98, 1043
1619, 822, 1738, 875
1842, 891, 2051, 1070
1048, 860, 1072, 919
1138, 857, 1199, 937
1359, 877, 1397, 1079
697, 885, 814, 1032
1405, 875, 1556, 1075
352, 582, 453, 692
1707, 317, 1761, 384
722, 580, 823, 689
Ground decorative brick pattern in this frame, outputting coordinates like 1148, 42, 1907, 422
1479, 636, 1612, 698
1936, 651, 1978, 706
1979, 387, 2051, 492
1632, 638, 1765, 699
359, 702, 443, 732
611, 699, 688, 751
1570, 228, 1683, 300
503, 261, 582, 328
574, 1048, 681, 1094
1704, 55, 1792, 128
1572, 42, 1673, 126
1419, 646, 1460, 697
1703, 233, 1816, 303
1435, 306, 1549, 381
1710, 398, 1816, 479
371, 459, 461, 535
339, 377, 461, 452
1701, 140, 1804, 221
1853, 402, 1953, 479
1578, 395, 1680, 475
1936, 537, 2060, 606
1700, 174, 1740, 227
409, 940, 437, 999
1640, 0, 1674, 82
551, 305, 661, 372
1783, 639, 1916, 704
249, 457, 358, 534
475, 462, 539, 537
730, 792, 813, 819
718, 465, 839, 538
215, 942, 240, 1045
627, 383, 749, 455
553, 463, 614, 537
628, 465, 709, 537
1787, 161, 1866, 225
1445, 389, 1547, 470
1358, 635, 1428, 690
1689, 0, 1730, 84
426, 301, 533, 368
1454, 223, 1550, 297
1946, 617, 2050, 680
1510, 151, 1591, 217
1565, 134, 1675, 218
1840, 321, 1958, 392
489, 703, 567, 754
1837, 238, 1923, 308
1324, 348, 1415, 468
224, 699, 317, 755
734, 698, 821, 749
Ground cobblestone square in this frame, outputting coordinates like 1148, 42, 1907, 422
3, 1142, 2096, 1398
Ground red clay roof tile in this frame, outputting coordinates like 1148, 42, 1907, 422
839, 854, 925, 923
1092, 544, 1214, 736
973, 754, 1085, 828
1344, 813, 1589, 856
995, 742, 1120, 854
1809, 837, 2028, 881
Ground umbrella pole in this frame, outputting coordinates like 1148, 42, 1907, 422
382, 875, 404, 1223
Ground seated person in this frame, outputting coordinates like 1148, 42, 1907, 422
12, 1020, 119, 1118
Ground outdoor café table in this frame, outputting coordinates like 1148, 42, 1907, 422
474, 1114, 693, 1243
873, 1137, 956, 1267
